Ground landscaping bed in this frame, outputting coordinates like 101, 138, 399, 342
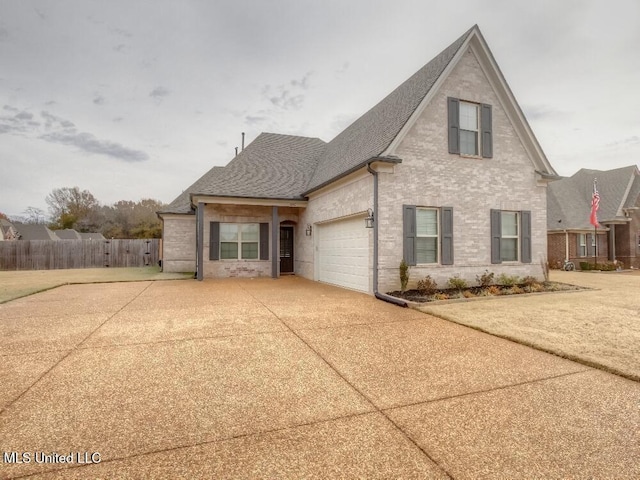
389, 269, 587, 303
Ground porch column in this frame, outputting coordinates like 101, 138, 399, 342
272, 206, 278, 279
197, 202, 204, 281
609, 225, 616, 261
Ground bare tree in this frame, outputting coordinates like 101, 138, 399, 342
23, 206, 46, 224
46, 187, 99, 230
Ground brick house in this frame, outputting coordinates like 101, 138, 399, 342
547, 166, 640, 269
158, 25, 558, 295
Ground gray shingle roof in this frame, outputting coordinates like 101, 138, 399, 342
160, 26, 486, 214
14, 224, 58, 240
54, 229, 82, 240
191, 133, 326, 199
547, 165, 640, 230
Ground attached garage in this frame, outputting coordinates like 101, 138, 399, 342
316, 215, 370, 292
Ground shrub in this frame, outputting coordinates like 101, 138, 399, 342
399, 259, 409, 292
497, 273, 520, 286
485, 285, 501, 296
475, 270, 495, 287
510, 285, 524, 295
416, 275, 437, 296
579, 262, 591, 271
462, 290, 476, 298
447, 275, 468, 291
530, 282, 544, 292
521, 276, 538, 287
433, 292, 449, 301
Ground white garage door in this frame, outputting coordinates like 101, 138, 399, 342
317, 216, 370, 292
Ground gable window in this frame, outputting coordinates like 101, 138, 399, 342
416, 208, 439, 263
448, 97, 492, 158
490, 209, 531, 264
459, 101, 479, 155
578, 233, 587, 257
210, 222, 269, 261
403, 206, 453, 266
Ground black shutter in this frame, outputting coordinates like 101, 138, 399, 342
448, 97, 460, 154
403, 205, 416, 266
259, 223, 269, 260
441, 207, 454, 265
481, 103, 493, 158
490, 209, 502, 264
520, 210, 531, 263
209, 222, 219, 260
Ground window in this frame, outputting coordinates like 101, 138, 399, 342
448, 97, 492, 158
220, 223, 259, 260
402, 206, 453, 266
459, 101, 479, 155
578, 233, 587, 257
416, 208, 438, 263
500, 211, 519, 262
490, 209, 531, 264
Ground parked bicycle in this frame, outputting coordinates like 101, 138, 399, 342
562, 259, 575, 271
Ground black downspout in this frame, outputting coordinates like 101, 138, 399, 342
367, 163, 407, 307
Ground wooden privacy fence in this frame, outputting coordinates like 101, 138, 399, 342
0, 239, 160, 271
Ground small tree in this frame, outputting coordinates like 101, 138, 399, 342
399, 259, 409, 292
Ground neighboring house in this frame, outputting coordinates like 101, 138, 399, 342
158, 25, 558, 294
54, 229, 83, 240
0, 219, 19, 241
78, 232, 106, 240
547, 166, 640, 269
13, 224, 59, 241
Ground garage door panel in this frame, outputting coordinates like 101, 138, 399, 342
317, 216, 369, 293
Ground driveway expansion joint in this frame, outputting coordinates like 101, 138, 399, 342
0, 283, 154, 416
383, 368, 593, 413
236, 283, 456, 479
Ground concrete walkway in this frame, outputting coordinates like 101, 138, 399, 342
1, 277, 638, 479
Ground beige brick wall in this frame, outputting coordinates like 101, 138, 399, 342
202, 204, 300, 278
296, 173, 374, 289
377, 48, 549, 292
161, 215, 196, 273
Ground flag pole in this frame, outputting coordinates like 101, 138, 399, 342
594, 223, 597, 269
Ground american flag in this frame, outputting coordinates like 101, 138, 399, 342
590, 179, 600, 227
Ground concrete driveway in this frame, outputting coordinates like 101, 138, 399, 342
1, 277, 638, 479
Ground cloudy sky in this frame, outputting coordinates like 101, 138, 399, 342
1, 0, 639, 219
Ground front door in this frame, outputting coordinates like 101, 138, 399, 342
280, 226, 294, 274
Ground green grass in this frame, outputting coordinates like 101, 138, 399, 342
0, 267, 193, 303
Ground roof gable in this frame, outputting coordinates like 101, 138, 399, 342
382, 26, 556, 178
547, 165, 639, 229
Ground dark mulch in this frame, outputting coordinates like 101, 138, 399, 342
388, 281, 587, 303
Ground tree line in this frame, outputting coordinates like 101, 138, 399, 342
3, 187, 165, 239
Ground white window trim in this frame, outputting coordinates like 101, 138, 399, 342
415, 207, 439, 265
459, 100, 480, 157
578, 233, 587, 257
220, 223, 260, 261
500, 211, 520, 263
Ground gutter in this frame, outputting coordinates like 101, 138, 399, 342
366, 161, 408, 308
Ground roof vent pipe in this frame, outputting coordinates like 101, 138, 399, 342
241, 132, 245, 151
235, 147, 238, 156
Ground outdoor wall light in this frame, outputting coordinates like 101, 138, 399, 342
365, 208, 374, 228
305, 224, 312, 236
